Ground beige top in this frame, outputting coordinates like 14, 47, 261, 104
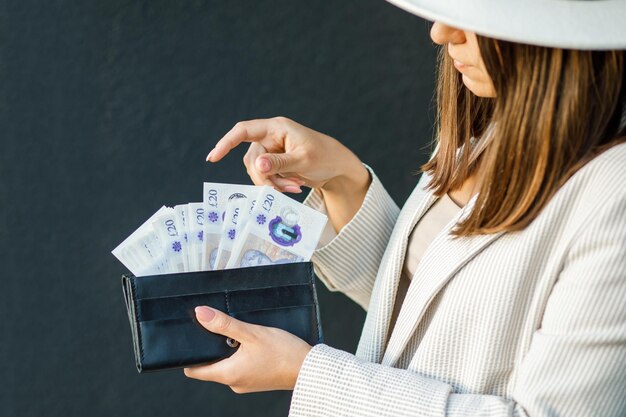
389, 193, 462, 336
402, 193, 463, 281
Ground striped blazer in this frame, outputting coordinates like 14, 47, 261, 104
289, 143, 626, 417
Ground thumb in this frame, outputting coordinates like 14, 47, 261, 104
195, 306, 249, 342
256, 153, 299, 175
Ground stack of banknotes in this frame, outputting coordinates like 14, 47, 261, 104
112, 183, 328, 276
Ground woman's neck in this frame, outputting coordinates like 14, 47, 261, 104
448, 172, 480, 207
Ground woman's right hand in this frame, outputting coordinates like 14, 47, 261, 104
207, 117, 371, 232
207, 117, 363, 193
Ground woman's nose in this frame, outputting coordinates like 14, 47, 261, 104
430, 22, 466, 45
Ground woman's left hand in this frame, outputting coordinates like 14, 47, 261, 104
183, 306, 312, 393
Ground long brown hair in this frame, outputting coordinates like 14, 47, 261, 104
423, 37, 626, 236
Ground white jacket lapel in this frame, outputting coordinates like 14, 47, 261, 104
381, 199, 505, 366
356, 178, 436, 363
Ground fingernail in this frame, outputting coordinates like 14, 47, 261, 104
257, 158, 271, 173
206, 149, 215, 162
195, 306, 216, 322
284, 186, 302, 193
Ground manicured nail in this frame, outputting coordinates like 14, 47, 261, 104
284, 186, 302, 193
206, 149, 215, 162
257, 158, 271, 173
195, 306, 216, 322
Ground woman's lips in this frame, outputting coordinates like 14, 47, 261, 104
453, 59, 469, 71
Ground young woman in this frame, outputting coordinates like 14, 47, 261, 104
185, 1, 626, 415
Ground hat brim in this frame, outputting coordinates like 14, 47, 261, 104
387, 0, 626, 50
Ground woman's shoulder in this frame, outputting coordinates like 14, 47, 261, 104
568, 141, 626, 198
542, 142, 626, 232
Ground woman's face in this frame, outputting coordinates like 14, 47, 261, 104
430, 22, 496, 98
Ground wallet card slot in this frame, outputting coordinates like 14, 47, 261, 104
136, 282, 310, 302
136, 284, 312, 321
229, 303, 315, 315
226, 284, 314, 313
137, 292, 227, 322
130, 262, 313, 300
231, 305, 320, 346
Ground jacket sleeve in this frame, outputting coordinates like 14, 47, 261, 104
290, 192, 626, 417
304, 165, 400, 309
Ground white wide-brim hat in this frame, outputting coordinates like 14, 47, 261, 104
387, 0, 626, 50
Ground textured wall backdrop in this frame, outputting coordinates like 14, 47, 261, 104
0, 1, 437, 416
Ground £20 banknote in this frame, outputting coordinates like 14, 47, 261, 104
112, 183, 328, 276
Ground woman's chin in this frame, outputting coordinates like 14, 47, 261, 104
462, 75, 496, 98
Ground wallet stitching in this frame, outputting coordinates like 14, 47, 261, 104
130, 277, 145, 363
224, 290, 231, 315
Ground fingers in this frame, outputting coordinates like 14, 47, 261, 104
244, 143, 275, 187
195, 306, 255, 342
207, 118, 286, 162
246, 168, 275, 188
269, 175, 303, 193
208, 118, 308, 194
243, 143, 304, 192
183, 355, 236, 384
186, 307, 255, 386
248, 170, 303, 193
254, 153, 305, 193
255, 153, 301, 176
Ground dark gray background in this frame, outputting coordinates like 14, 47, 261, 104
0, 1, 437, 416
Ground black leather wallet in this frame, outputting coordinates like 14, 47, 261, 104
121, 262, 323, 372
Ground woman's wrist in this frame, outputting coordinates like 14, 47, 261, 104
285, 343, 313, 390
321, 152, 370, 197
319, 157, 371, 233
